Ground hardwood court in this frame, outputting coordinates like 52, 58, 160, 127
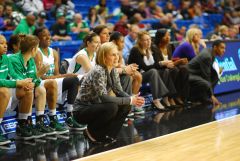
77, 114, 240, 161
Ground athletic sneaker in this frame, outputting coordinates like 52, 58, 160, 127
36, 115, 56, 136
133, 106, 145, 115
127, 112, 134, 121
0, 133, 11, 146
16, 120, 33, 140
49, 115, 69, 135
66, 116, 87, 131
27, 116, 45, 139
29, 125, 45, 139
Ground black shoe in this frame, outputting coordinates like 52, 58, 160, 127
102, 136, 117, 144
83, 130, 102, 145
151, 102, 169, 112
160, 100, 175, 109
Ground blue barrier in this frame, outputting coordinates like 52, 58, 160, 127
50, 40, 82, 61
0, 30, 13, 41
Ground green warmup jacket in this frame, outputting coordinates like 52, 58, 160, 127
9, 53, 41, 87
0, 54, 20, 88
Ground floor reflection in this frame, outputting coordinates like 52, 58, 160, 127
1, 91, 240, 161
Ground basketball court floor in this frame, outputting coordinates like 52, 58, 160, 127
0, 90, 240, 161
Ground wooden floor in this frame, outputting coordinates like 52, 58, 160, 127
76, 114, 240, 161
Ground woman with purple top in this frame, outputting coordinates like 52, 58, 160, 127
172, 28, 204, 61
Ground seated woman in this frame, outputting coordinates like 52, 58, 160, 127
128, 31, 174, 110
153, 28, 189, 105
110, 31, 144, 114
93, 25, 110, 44
33, 27, 86, 131
172, 28, 205, 61
67, 32, 101, 80
0, 35, 34, 142
8, 34, 24, 54
9, 35, 69, 135
73, 42, 145, 144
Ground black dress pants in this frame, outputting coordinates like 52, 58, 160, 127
73, 100, 131, 141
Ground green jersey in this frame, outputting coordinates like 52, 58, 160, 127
0, 54, 20, 88
13, 19, 36, 35
9, 53, 41, 87
67, 21, 89, 40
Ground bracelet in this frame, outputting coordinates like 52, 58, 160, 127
122, 67, 126, 74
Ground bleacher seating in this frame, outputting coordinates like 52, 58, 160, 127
0, 30, 13, 41
50, 40, 82, 61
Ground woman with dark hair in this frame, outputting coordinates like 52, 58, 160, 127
8, 34, 29, 54
73, 42, 145, 144
93, 25, 110, 44
33, 27, 86, 131
67, 32, 101, 79
153, 28, 189, 104
87, 7, 105, 29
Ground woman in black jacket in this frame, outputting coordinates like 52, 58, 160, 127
128, 31, 172, 110
153, 28, 189, 105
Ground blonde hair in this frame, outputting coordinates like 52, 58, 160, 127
185, 28, 201, 55
135, 31, 152, 58
96, 42, 118, 68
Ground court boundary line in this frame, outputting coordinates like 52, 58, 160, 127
76, 114, 240, 161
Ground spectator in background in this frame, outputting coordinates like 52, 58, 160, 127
50, 12, 71, 41
122, 24, 139, 62
13, 13, 36, 35
43, 0, 55, 10
180, 1, 193, 20
211, 25, 230, 40
175, 26, 187, 42
15, 0, 44, 14
95, 0, 113, 20
163, 1, 175, 14
203, 0, 219, 14
87, 7, 104, 29
35, 11, 47, 29
135, 2, 147, 19
145, 0, 157, 19
228, 25, 239, 39
3, 5, 15, 30
120, 0, 136, 19
50, 0, 75, 19
0, 5, 4, 30
68, 13, 90, 40
113, 13, 129, 36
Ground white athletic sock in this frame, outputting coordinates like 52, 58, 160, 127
18, 113, 29, 120
66, 104, 73, 113
48, 109, 56, 116
0, 118, 2, 124
36, 111, 45, 116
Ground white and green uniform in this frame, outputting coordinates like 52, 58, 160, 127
67, 48, 96, 80
38, 47, 65, 104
